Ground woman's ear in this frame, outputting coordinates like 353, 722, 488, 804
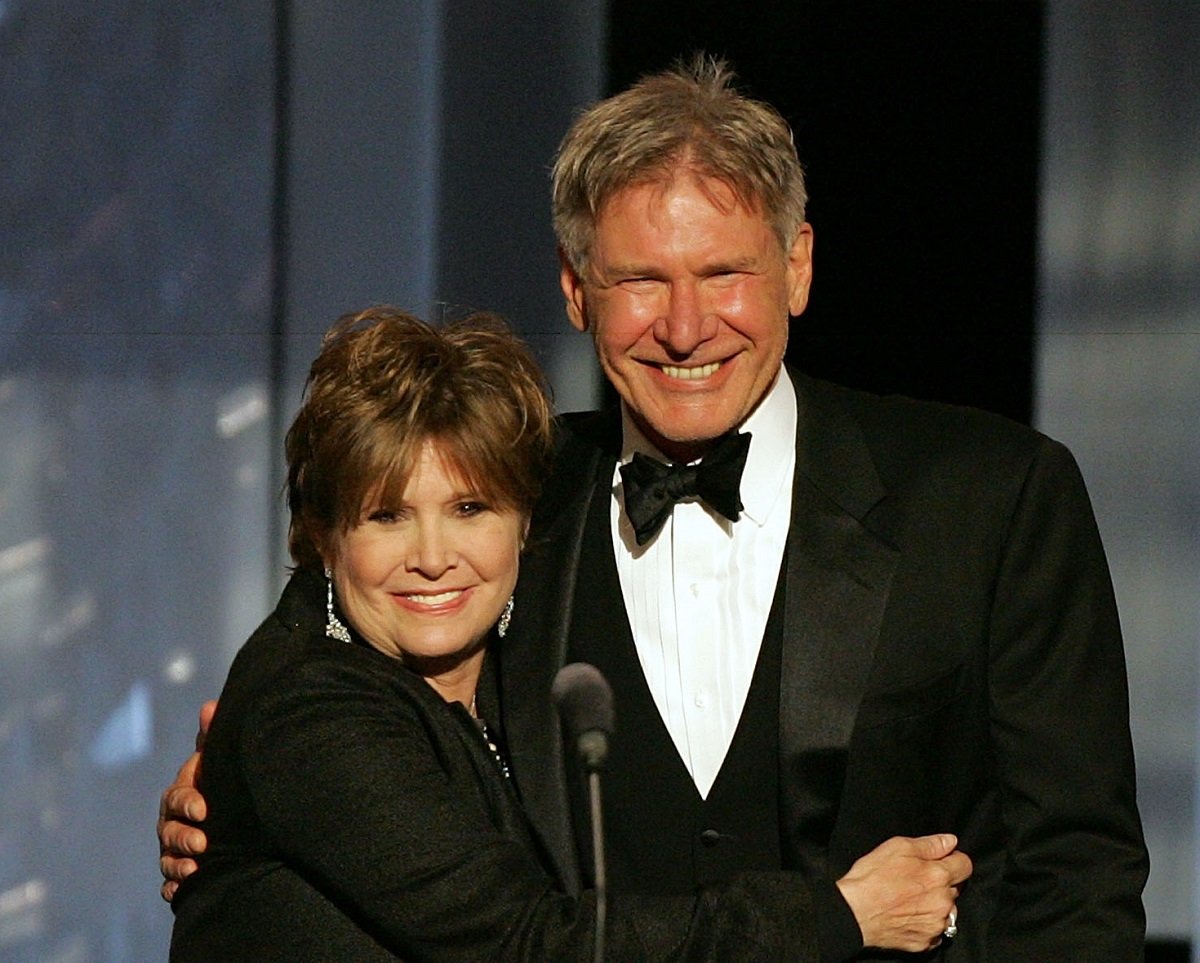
314, 532, 336, 572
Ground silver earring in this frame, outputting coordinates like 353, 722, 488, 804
324, 567, 351, 644
497, 595, 514, 638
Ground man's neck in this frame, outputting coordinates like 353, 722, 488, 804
632, 420, 718, 464
623, 366, 784, 464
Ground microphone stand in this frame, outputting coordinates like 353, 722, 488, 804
551, 663, 612, 963
588, 769, 606, 963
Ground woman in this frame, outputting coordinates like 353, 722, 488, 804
168, 306, 809, 960
168, 307, 958, 961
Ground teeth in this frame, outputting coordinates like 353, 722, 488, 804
406, 590, 463, 605
662, 362, 720, 380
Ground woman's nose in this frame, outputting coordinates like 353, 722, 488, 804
407, 520, 456, 577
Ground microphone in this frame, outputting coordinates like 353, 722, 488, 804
551, 662, 614, 771
552, 662, 613, 963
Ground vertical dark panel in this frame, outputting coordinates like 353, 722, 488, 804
435, 0, 607, 411
268, 0, 292, 576
607, 1, 1043, 423
281, 0, 441, 381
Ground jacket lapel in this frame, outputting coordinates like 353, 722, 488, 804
779, 374, 898, 871
499, 410, 620, 893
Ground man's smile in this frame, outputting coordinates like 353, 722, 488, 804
661, 361, 722, 380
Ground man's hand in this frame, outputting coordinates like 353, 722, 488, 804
836, 833, 972, 953
157, 700, 217, 902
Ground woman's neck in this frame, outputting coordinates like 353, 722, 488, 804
418, 647, 485, 711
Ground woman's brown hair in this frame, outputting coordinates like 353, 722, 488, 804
284, 306, 553, 569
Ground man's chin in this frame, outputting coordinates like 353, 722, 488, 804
640, 413, 742, 460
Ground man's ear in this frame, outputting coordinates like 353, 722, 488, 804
559, 248, 589, 333
785, 223, 815, 318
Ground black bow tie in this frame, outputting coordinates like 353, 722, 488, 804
619, 431, 751, 546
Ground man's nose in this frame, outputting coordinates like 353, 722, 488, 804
653, 283, 716, 355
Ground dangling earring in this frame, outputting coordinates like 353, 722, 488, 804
497, 595, 514, 638
324, 567, 351, 644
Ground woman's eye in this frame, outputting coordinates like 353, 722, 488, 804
367, 508, 398, 523
457, 501, 487, 518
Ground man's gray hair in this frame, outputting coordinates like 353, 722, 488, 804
552, 54, 808, 274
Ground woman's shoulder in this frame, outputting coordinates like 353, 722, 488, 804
213, 573, 434, 732
230, 622, 418, 708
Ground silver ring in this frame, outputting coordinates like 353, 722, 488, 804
943, 908, 958, 940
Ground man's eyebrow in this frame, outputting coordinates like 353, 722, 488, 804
592, 262, 664, 284
603, 261, 659, 276
598, 255, 760, 280
704, 255, 759, 272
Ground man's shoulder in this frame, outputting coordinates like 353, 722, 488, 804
545, 408, 621, 486
793, 370, 1050, 457
789, 370, 1081, 511
554, 407, 621, 453
524, 409, 619, 529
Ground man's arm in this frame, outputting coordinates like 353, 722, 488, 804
158, 700, 216, 902
987, 439, 1148, 959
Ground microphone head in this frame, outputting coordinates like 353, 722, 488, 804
552, 662, 614, 769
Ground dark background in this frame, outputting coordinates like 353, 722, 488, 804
606, 1, 1042, 425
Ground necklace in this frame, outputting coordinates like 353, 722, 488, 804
476, 717, 512, 779
470, 694, 511, 780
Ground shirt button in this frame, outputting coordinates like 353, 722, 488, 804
690, 582, 700, 597
699, 829, 722, 848
694, 692, 708, 708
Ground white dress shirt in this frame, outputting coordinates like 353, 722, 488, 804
611, 367, 796, 798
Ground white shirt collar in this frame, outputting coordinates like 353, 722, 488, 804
618, 365, 796, 526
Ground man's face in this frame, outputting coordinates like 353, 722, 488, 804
561, 171, 813, 461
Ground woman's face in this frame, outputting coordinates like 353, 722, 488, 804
327, 440, 523, 669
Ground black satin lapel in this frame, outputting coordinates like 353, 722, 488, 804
779, 376, 898, 872
499, 412, 618, 893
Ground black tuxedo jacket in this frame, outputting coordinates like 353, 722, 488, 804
499, 370, 1148, 962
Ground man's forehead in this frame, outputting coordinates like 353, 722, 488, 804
589, 181, 779, 272
602, 164, 761, 221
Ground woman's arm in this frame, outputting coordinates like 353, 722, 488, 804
235, 650, 815, 961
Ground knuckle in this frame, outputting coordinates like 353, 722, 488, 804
162, 787, 183, 816
160, 823, 180, 852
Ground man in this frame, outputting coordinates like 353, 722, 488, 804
160, 58, 1147, 960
